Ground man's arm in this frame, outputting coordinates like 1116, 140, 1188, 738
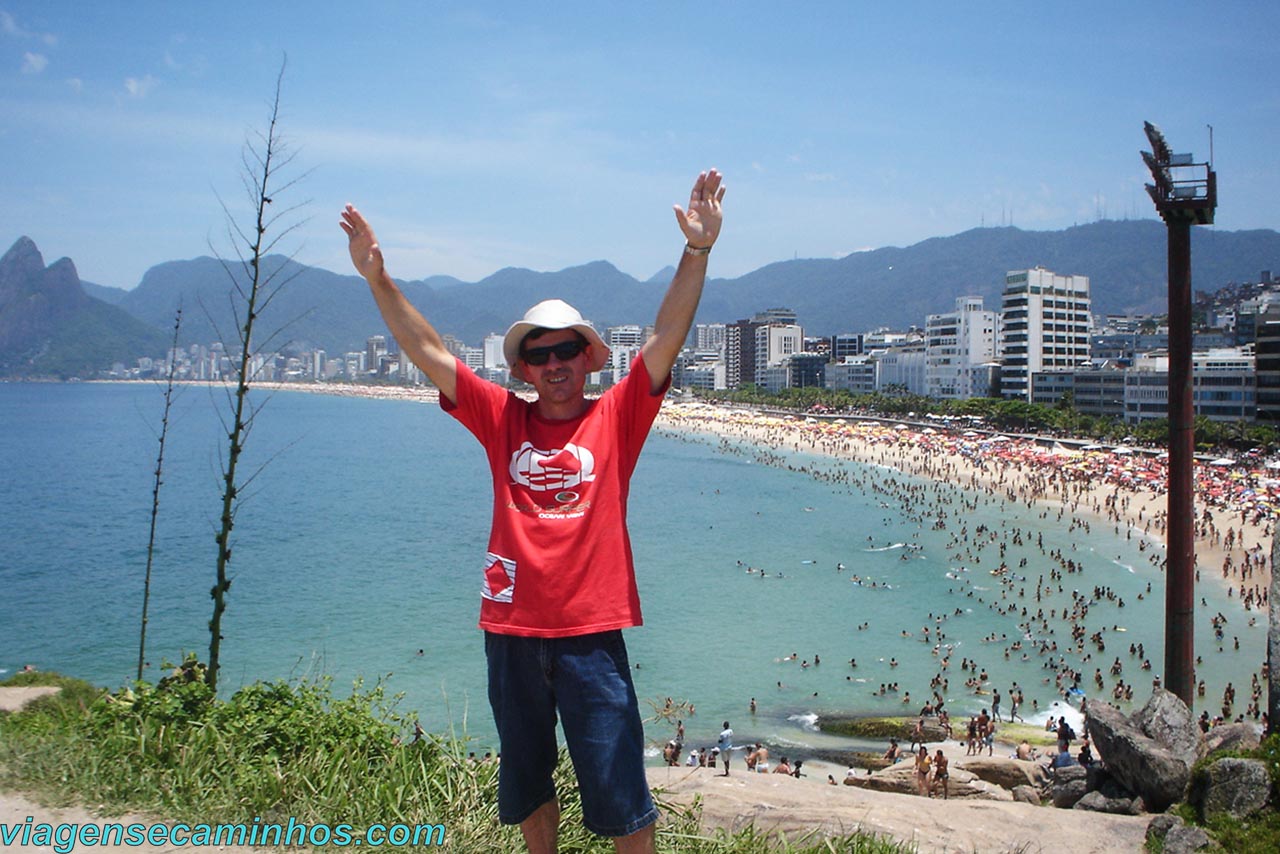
641, 169, 725, 394
340, 204, 458, 403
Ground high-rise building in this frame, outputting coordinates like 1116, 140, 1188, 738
695, 323, 727, 355
926, 296, 999, 400
606, 325, 645, 377
1256, 308, 1280, 422
483, 333, 506, 369
999, 268, 1091, 400
725, 319, 759, 389
755, 324, 803, 381
366, 335, 388, 376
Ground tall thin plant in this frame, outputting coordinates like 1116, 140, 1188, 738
137, 307, 184, 681
206, 60, 310, 692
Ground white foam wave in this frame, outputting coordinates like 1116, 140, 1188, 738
787, 712, 820, 732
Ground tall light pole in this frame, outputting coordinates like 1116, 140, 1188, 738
1141, 121, 1217, 707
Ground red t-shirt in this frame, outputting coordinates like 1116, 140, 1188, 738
441, 353, 669, 637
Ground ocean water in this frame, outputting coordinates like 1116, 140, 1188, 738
0, 383, 1264, 761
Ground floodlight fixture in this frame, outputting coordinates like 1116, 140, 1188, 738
1144, 121, 1172, 164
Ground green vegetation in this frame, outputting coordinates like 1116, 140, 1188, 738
694, 387, 1280, 453
1, 669, 915, 852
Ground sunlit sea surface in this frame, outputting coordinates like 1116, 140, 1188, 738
0, 382, 1264, 761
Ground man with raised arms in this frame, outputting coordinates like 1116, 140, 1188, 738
340, 169, 725, 854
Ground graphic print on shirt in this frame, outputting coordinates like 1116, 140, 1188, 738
482, 552, 516, 603
509, 441, 597, 496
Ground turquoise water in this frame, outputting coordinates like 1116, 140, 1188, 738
0, 383, 1264, 761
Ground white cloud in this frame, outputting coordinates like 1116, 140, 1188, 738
66, 77, 82, 93
1, 10, 56, 44
124, 75, 158, 98
21, 52, 47, 74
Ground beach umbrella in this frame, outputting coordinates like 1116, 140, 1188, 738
1210, 458, 1236, 466
894, 423, 909, 430
1113, 446, 1134, 455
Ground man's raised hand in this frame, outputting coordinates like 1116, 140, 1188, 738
673, 169, 725, 250
340, 204, 385, 281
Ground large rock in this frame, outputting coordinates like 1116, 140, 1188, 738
1203, 722, 1262, 755
1146, 813, 1181, 843
1012, 784, 1041, 805
840, 762, 1012, 801
1190, 757, 1272, 820
960, 756, 1049, 790
1163, 823, 1212, 854
1132, 689, 1200, 762
1073, 790, 1141, 814
1051, 764, 1088, 809
1085, 698, 1190, 811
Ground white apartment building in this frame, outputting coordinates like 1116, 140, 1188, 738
874, 346, 928, 396
925, 296, 999, 400
826, 356, 877, 394
483, 333, 506, 369
607, 324, 645, 377
1000, 267, 1091, 400
754, 323, 803, 380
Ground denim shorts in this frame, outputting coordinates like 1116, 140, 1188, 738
484, 630, 657, 837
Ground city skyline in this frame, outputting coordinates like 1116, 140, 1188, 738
2, 2, 1276, 293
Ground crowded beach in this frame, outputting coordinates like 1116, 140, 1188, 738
651, 402, 1272, 732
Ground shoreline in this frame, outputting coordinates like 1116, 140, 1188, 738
653, 402, 1274, 611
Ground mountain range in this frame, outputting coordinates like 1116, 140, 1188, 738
3, 220, 1279, 378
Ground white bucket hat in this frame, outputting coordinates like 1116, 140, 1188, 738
503, 299, 610, 373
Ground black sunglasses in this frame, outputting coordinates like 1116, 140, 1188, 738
521, 339, 587, 366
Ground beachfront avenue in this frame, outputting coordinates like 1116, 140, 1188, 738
1, 815, 447, 851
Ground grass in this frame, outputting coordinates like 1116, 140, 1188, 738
1, 670, 916, 853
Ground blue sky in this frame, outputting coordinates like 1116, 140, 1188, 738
2, 1, 1276, 290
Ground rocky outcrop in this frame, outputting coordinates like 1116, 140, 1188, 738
1051, 764, 1088, 809
960, 756, 1049, 791
1073, 789, 1142, 814
1189, 757, 1272, 820
1084, 692, 1194, 812
1202, 721, 1261, 755
1011, 784, 1041, 805
840, 762, 1012, 801
1131, 688, 1201, 762
1147, 816, 1212, 854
